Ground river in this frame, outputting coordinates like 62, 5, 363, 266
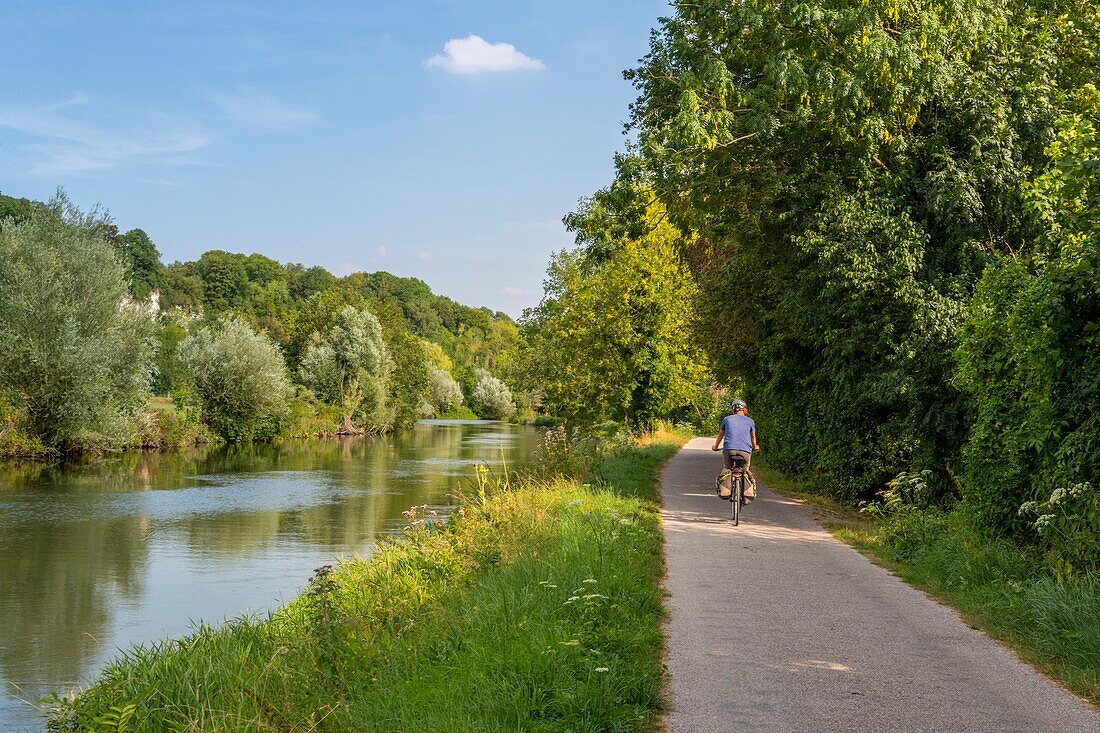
0, 420, 538, 732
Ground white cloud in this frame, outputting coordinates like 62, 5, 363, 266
203, 86, 317, 132
502, 286, 526, 296
426, 35, 544, 75
375, 246, 388, 259
417, 251, 436, 263
0, 94, 209, 176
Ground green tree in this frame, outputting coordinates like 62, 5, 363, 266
958, 89, 1100, 533
384, 328, 431, 427
0, 195, 155, 451
116, 229, 163, 297
195, 251, 249, 313
298, 305, 391, 432
153, 319, 190, 396
179, 316, 292, 442
621, 0, 1100, 500
523, 201, 707, 428
0, 193, 35, 224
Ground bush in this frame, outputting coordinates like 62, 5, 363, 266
179, 316, 293, 442
470, 369, 515, 420
0, 194, 155, 452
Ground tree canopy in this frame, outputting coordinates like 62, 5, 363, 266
614, 0, 1100, 509
0, 195, 155, 452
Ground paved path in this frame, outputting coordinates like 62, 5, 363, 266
661, 438, 1099, 733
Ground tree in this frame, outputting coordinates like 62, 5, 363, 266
958, 89, 1100, 533
153, 318, 190, 396
0, 193, 35, 224
523, 200, 708, 428
195, 251, 249, 313
298, 305, 391, 432
0, 195, 155, 451
116, 229, 163, 297
469, 369, 515, 420
621, 0, 1100, 500
428, 366, 464, 416
179, 316, 292, 442
384, 328, 431, 427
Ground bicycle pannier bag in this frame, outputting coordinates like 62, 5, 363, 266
716, 470, 733, 499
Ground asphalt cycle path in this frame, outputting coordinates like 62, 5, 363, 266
661, 438, 1099, 733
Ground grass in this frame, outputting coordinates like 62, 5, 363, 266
759, 460, 1100, 707
49, 430, 685, 732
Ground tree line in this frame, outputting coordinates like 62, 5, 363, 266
0, 193, 521, 456
520, 0, 1099, 562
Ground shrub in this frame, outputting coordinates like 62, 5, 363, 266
0, 194, 155, 452
470, 369, 515, 420
179, 316, 293, 442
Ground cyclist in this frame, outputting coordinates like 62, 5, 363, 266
711, 399, 759, 481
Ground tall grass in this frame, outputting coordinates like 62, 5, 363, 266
49, 431, 684, 732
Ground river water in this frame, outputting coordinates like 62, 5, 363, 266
0, 420, 538, 731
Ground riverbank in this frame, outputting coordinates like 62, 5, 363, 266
752, 459, 1100, 707
48, 429, 685, 731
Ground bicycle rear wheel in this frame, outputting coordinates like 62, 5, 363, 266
732, 476, 741, 526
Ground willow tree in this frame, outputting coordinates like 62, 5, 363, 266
0, 195, 155, 452
179, 316, 293, 442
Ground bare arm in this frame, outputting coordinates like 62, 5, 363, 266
712, 429, 724, 451
751, 429, 759, 452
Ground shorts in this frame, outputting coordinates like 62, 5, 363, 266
723, 449, 752, 470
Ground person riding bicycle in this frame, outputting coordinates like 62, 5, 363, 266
711, 399, 759, 485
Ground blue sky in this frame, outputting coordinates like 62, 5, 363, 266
0, 0, 669, 316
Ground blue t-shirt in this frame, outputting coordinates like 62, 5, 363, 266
720, 414, 756, 452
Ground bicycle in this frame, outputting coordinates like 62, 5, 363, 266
716, 454, 749, 525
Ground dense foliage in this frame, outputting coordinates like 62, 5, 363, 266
0, 195, 155, 453
608, 0, 1099, 525
0, 193, 524, 455
958, 92, 1100, 532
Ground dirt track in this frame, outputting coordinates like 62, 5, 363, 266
661, 437, 1099, 733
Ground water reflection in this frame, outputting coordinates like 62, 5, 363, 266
0, 421, 537, 731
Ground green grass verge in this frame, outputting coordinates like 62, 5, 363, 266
49, 435, 684, 732
759, 460, 1100, 706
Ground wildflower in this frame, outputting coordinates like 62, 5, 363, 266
1018, 501, 1039, 516
582, 578, 598, 584
1034, 514, 1056, 533
595, 667, 609, 673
